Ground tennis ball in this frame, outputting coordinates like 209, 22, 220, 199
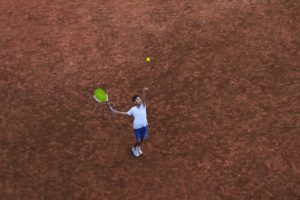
146, 57, 151, 62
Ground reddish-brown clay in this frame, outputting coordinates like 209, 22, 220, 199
1, 0, 299, 199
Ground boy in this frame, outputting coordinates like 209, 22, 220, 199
108, 87, 149, 157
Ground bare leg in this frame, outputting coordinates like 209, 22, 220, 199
134, 136, 144, 147
134, 140, 141, 147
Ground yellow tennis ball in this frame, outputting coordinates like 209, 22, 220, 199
146, 57, 151, 62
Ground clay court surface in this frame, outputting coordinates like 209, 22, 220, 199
1, 0, 299, 199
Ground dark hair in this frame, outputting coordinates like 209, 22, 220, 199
132, 95, 140, 102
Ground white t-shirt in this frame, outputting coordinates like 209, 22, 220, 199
127, 104, 148, 129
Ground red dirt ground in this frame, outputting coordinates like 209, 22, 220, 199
1, 0, 299, 199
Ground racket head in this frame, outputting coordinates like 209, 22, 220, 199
93, 88, 108, 103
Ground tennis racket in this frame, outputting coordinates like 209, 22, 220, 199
93, 87, 113, 111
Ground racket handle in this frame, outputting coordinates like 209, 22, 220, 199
107, 103, 114, 112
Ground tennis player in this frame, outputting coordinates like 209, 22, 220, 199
108, 87, 149, 157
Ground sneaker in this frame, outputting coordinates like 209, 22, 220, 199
137, 146, 143, 155
131, 147, 140, 157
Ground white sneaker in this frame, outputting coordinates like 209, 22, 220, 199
137, 146, 143, 155
132, 147, 140, 157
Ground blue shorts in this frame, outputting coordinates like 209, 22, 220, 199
133, 126, 148, 142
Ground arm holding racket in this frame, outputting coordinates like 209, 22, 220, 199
107, 103, 128, 115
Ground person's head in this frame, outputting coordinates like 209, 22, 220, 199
132, 95, 142, 105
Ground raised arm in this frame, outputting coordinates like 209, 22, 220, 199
143, 87, 149, 107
